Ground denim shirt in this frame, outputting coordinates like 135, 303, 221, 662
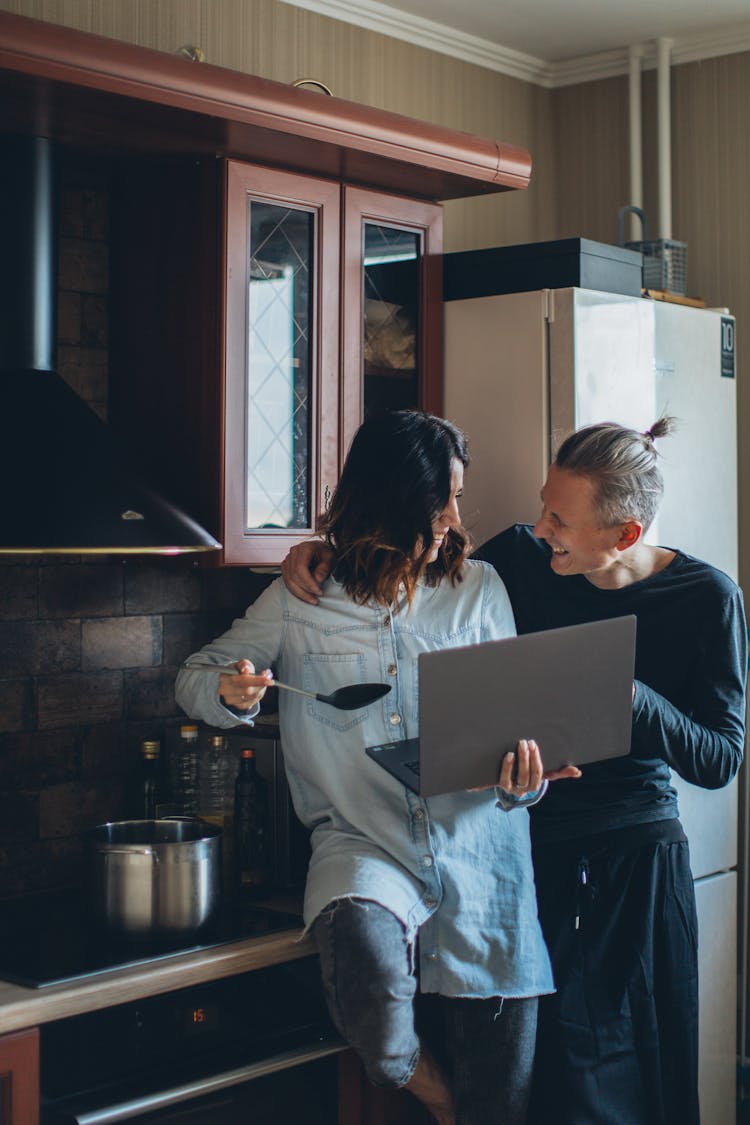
176, 560, 554, 1000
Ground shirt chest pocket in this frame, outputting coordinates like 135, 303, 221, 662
302, 652, 370, 732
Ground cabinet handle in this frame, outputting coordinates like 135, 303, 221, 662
292, 78, 333, 96
323, 484, 332, 511
176, 45, 205, 62
63, 1036, 347, 1123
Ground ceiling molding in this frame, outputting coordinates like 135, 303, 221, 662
550, 25, 750, 86
278, 0, 750, 87
668, 23, 750, 67
277, 0, 550, 84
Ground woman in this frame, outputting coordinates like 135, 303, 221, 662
280, 415, 747, 1125
176, 410, 577, 1125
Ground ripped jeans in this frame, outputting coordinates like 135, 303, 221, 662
312, 897, 538, 1125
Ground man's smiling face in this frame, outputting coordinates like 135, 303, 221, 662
533, 464, 628, 582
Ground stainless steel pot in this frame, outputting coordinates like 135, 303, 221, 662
84, 818, 222, 938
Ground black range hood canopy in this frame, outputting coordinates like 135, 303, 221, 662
2, 367, 221, 555
0, 134, 220, 555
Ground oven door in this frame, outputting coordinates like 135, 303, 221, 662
40, 960, 346, 1125
46, 1041, 346, 1124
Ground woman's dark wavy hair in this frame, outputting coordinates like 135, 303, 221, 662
318, 410, 471, 606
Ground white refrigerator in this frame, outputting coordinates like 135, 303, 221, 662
444, 286, 740, 1125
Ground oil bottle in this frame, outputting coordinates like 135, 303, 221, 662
234, 748, 272, 900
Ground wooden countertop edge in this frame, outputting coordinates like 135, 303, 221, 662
0, 926, 315, 1035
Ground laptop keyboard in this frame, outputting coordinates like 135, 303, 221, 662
405, 760, 420, 776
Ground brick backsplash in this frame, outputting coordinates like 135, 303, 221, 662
81, 615, 163, 670
124, 565, 202, 615
0, 160, 275, 900
0, 555, 273, 899
39, 564, 124, 618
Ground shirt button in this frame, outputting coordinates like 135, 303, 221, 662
389, 713, 401, 726
413, 808, 424, 821
423, 855, 433, 867
383, 615, 391, 627
424, 896, 437, 908
387, 663, 397, 676
427, 952, 439, 961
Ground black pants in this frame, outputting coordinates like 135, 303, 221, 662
528, 820, 700, 1125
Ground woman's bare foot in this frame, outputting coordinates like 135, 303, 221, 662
405, 1046, 455, 1125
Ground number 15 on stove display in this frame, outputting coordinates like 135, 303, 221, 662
183, 1002, 219, 1033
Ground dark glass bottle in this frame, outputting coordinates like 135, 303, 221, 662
135, 739, 162, 820
234, 748, 272, 900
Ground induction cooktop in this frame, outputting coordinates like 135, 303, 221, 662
0, 889, 302, 988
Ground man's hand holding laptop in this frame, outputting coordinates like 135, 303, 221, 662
494, 738, 581, 798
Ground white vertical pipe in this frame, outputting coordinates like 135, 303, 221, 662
628, 44, 644, 241
656, 37, 673, 240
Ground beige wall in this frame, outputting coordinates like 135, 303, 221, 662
671, 56, 750, 591
3, 0, 748, 585
550, 74, 631, 243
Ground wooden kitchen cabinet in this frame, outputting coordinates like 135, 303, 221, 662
0, 1028, 39, 1125
225, 171, 443, 564
341, 187, 443, 456
111, 157, 443, 566
222, 162, 342, 565
0, 11, 529, 568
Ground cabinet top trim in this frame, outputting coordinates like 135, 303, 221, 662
0, 11, 531, 201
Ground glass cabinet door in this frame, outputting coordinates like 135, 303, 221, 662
341, 188, 443, 459
224, 164, 340, 565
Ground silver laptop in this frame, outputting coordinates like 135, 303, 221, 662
365, 615, 636, 797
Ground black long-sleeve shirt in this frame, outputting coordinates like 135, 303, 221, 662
475, 525, 747, 842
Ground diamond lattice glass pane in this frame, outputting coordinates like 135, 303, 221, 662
245, 203, 313, 530
362, 223, 420, 419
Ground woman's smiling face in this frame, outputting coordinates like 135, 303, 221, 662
421, 459, 464, 565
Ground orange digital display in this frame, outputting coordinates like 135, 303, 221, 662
182, 1002, 218, 1033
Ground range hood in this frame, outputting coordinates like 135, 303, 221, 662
0, 134, 220, 555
